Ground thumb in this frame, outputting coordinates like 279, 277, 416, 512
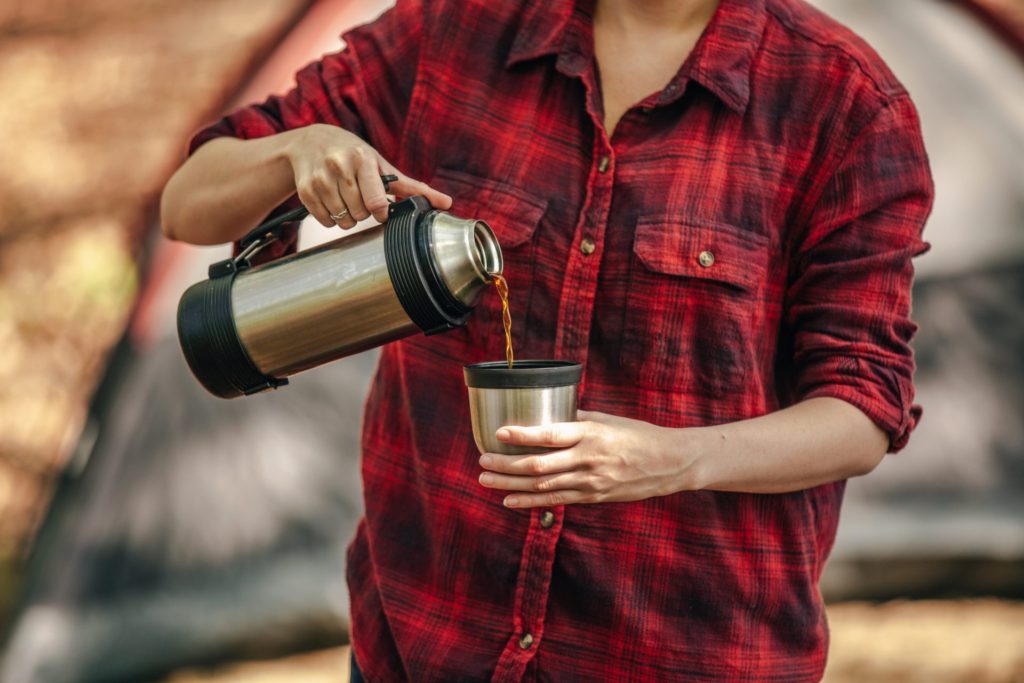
377, 157, 453, 210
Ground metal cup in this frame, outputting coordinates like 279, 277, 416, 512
463, 360, 583, 455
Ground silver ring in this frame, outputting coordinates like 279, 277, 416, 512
330, 209, 349, 221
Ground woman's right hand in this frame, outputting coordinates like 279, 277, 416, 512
282, 123, 453, 228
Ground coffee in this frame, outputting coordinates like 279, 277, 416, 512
488, 274, 514, 369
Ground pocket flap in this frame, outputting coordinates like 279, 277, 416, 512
433, 168, 547, 248
633, 218, 770, 291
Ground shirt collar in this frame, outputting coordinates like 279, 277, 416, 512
505, 0, 767, 115
505, 0, 578, 68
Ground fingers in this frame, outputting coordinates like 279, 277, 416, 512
501, 490, 587, 509
479, 470, 582, 493
358, 159, 391, 222
496, 422, 588, 449
485, 475, 586, 507
478, 450, 599, 508
385, 170, 453, 210
336, 176, 367, 227
310, 155, 352, 228
296, 182, 334, 227
327, 150, 368, 224
320, 182, 356, 229
290, 124, 452, 229
479, 450, 579, 476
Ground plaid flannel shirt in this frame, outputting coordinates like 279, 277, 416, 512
191, 0, 933, 679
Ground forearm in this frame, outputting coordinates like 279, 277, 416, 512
160, 134, 297, 245
687, 397, 889, 494
161, 125, 452, 244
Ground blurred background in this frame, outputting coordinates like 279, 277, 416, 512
0, 0, 1022, 681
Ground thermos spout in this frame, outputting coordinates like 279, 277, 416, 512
430, 213, 502, 309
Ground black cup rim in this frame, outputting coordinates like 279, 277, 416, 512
463, 360, 582, 388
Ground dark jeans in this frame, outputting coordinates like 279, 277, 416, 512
350, 650, 365, 683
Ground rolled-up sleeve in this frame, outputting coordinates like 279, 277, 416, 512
786, 94, 934, 452
189, 0, 423, 159
184, 0, 424, 261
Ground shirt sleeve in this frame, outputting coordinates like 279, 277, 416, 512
186, 0, 425, 261
785, 94, 934, 453
190, 0, 422, 157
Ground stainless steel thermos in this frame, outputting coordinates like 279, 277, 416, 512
177, 195, 503, 398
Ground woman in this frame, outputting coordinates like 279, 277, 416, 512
161, 0, 933, 679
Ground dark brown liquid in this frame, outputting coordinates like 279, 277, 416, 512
489, 274, 514, 368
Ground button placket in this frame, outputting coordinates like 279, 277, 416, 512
494, 60, 616, 683
492, 506, 565, 681
553, 143, 614, 395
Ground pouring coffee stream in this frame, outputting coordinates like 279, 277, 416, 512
488, 273, 514, 369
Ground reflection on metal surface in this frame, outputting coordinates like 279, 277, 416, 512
430, 215, 503, 307
232, 225, 415, 377
467, 385, 578, 456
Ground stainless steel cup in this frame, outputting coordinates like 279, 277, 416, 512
463, 360, 583, 455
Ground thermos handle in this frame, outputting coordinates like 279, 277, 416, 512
225, 174, 401, 274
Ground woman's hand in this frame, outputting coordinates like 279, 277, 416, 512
282, 123, 452, 228
477, 410, 701, 508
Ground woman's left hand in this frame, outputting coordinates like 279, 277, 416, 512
477, 410, 702, 508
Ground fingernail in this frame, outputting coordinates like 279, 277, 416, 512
479, 473, 493, 485
496, 428, 511, 441
480, 454, 493, 467
505, 497, 519, 507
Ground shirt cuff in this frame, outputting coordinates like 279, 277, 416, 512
187, 120, 236, 157
798, 358, 921, 453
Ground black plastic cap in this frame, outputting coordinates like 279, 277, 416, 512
177, 275, 285, 398
384, 196, 471, 336
463, 360, 582, 389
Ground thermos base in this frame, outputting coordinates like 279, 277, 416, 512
177, 270, 286, 399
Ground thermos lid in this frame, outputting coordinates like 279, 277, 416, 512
463, 360, 582, 388
385, 196, 500, 336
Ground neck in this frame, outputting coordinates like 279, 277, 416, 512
595, 0, 720, 33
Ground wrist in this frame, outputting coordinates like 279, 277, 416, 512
246, 131, 302, 197
673, 426, 717, 492
270, 127, 303, 167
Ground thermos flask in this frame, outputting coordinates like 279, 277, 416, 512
177, 194, 503, 399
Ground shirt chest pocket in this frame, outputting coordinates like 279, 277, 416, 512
428, 167, 547, 360
620, 218, 773, 398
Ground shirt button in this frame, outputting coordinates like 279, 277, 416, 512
698, 250, 715, 267
597, 155, 610, 173
540, 511, 555, 528
580, 237, 596, 255
518, 633, 535, 650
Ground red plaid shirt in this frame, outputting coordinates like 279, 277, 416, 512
191, 0, 932, 679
